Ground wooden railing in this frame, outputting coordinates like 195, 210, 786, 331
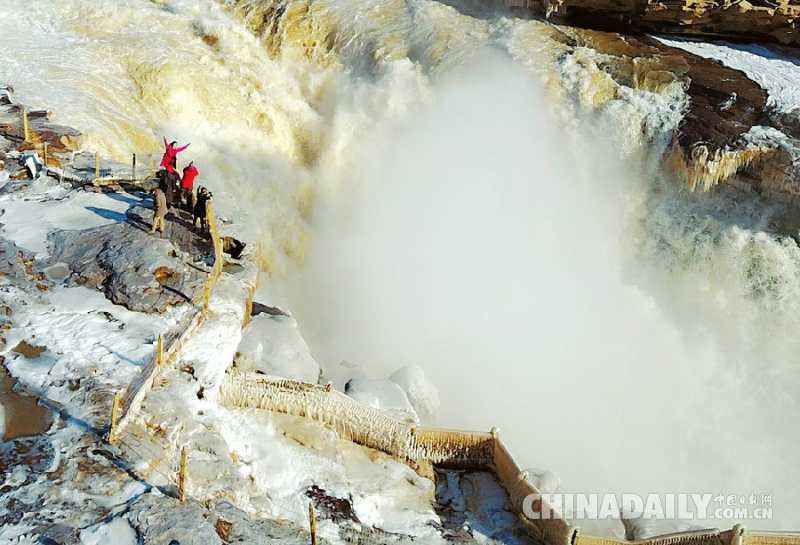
217, 373, 800, 545
109, 203, 224, 444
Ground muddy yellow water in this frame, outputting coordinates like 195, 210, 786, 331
0, 364, 52, 440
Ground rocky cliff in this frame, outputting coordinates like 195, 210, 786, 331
510, 0, 800, 46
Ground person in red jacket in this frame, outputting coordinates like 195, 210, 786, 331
180, 161, 199, 211
159, 137, 189, 174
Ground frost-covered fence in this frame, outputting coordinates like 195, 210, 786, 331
218, 373, 571, 542
22, 108, 30, 142
741, 531, 800, 545
109, 201, 226, 444
218, 373, 800, 545
110, 311, 206, 444
408, 427, 494, 467
200, 199, 224, 313
577, 529, 739, 545
219, 373, 495, 467
220, 374, 415, 457
492, 436, 577, 545
241, 246, 261, 327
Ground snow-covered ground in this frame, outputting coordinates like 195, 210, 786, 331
0, 181, 132, 258
0, 180, 182, 423
0, 163, 526, 543
655, 37, 800, 114
120, 263, 453, 542
0, 174, 187, 541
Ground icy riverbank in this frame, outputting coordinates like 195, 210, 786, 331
0, 91, 532, 544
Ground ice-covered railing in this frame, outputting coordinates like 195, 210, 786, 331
219, 373, 569, 545
109, 201, 226, 444
218, 373, 494, 465
218, 373, 800, 545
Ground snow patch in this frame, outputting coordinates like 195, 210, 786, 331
344, 378, 419, 423
2, 282, 184, 424
390, 365, 440, 422
0, 186, 133, 258
655, 37, 800, 114
80, 517, 137, 545
235, 313, 320, 383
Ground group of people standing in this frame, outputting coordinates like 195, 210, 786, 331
151, 137, 212, 237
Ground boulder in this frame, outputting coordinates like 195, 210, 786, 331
47, 223, 204, 313
344, 378, 420, 423
235, 314, 321, 383
389, 365, 440, 422
621, 517, 705, 541
127, 495, 310, 545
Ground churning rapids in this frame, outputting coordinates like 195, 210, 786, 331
1, 0, 799, 531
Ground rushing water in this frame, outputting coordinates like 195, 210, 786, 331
1, 0, 798, 530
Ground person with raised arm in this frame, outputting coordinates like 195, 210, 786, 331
159, 137, 190, 174
180, 161, 199, 212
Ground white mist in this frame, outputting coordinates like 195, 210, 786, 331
284, 53, 799, 530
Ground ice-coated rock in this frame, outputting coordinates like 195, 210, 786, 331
575, 518, 628, 541
344, 378, 419, 424
47, 223, 204, 313
389, 365, 440, 422
127, 494, 312, 545
525, 467, 560, 494
621, 517, 705, 541
235, 314, 320, 383
79, 517, 137, 545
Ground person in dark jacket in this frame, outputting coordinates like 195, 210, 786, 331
158, 169, 182, 208
193, 186, 212, 235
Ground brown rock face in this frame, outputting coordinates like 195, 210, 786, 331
570, 29, 768, 145
512, 0, 800, 46
550, 27, 773, 190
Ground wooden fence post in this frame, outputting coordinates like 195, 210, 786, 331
243, 284, 255, 327
95, 152, 100, 182
132, 153, 136, 182
155, 334, 164, 367
730, 524, 745, 545
203, 199, 221, 314
22, 109, 30, 143
178, 446, 189, 502
43, 142, 48, 167
202, 280, 212, 314
108, 390, 123, 444
308, 502, 317, 545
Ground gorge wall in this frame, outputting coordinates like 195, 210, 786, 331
509, 0, 800, 46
